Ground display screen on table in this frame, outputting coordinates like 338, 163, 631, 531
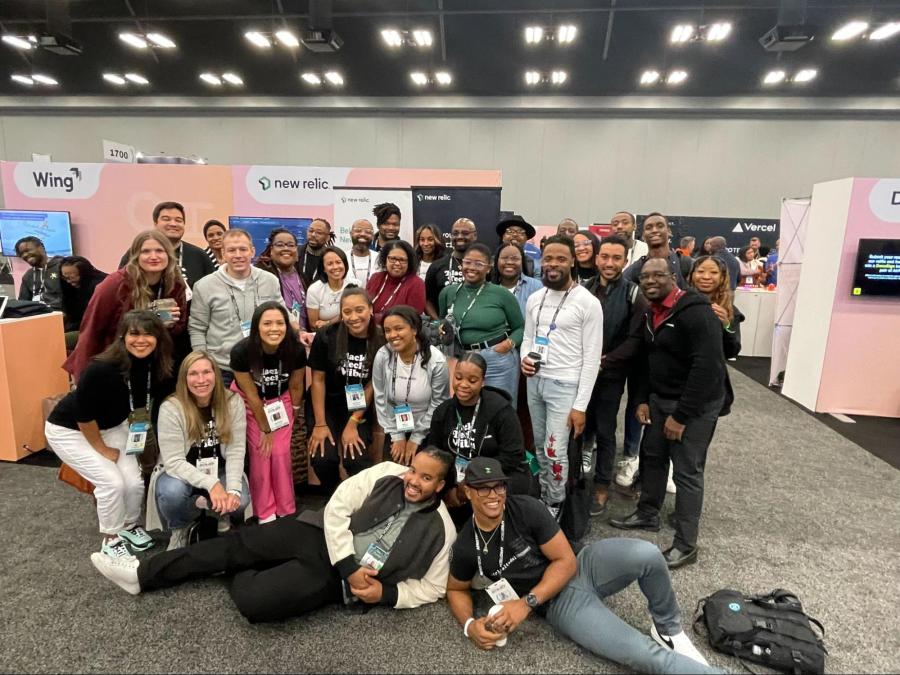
0, 210, 74, 257
851, 239, 900, 297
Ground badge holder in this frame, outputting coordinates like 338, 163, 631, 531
196, 455, 219, 477
126, 407, 152, 455
240, 319, 252, 338
534, 335, 550, 361
360, 541, 389, 571
486, 578, 520, 605
394, 404, 414, 432
264, 399, 290, 432
345, 383, 366, 411
455, 455, 470, 484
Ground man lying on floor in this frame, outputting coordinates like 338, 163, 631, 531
446, 457, 722, 674
91, 448, 458, 623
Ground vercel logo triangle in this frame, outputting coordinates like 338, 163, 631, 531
731, 223, 743, 233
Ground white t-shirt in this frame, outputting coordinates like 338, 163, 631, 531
520, 283, 604, 412
418, 260, 432, 282
306, 277, 360, 322
349, 252, 376, 288
626, 238, 649, 266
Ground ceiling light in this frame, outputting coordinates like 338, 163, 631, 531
146, 32, 176, 49
412, 29, 433, 47
640, 70, 661, 85
525, 26, 544, 44
794, 68, 817, 82
410, 71, 428, 86
671, 24, 695, 44
11, 74, 33, 85
831, 20, 868, 41
2, 35, 34, 50
119, 32, 148, 49
557, 25, 577, 44
199, 72, 222, 86
301, 72, 322, 85
706, 22, 732, 42
435, 71, 452, 85
125, 73, 149, 85
222, 72, 243, 85
869, 22, 900, 40
667, 70, 688, 85
244, 31, 272, 48
32, 73, 58, 86
275, 30, 300, 47
324, 71, 344, 86
763, 69, 786, 85
381, 29, 403, 48
103, 73, 126, 85
524, 70, 541, 85
550, 70, 567, 85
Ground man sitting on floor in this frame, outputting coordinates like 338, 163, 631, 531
91, 449, 457, 623
446, 457, 719, 674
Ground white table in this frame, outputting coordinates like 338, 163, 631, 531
734, 288, 777, 358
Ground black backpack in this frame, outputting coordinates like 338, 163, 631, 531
559, 434, 591, 544
694, 588, 827, 674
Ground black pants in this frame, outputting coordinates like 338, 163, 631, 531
636, 394, 722, 551
308, 399, 373, 494
587, 377, 627, 487
138, 519, 342, 623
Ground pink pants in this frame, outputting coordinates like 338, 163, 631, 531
232, 385, 296, 521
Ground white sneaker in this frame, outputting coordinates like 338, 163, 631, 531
666, 464, 676, 494
614, 456, 639, 487
100, 536, 136, 562
166, 527, 190, 551
259, 514, 277, 525
216, 513, 231, 534
650, 623, 709, 666
90, 551, 140, 595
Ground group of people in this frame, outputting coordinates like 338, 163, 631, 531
18, 200, 753, 673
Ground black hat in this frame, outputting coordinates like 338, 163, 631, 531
462, 457, 509, 485
496, 215, 536, 240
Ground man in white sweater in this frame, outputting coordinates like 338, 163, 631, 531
521, 235, 604, 515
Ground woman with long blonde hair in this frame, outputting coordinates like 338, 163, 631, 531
65, 229, 188, 378
146, 350, 250, 550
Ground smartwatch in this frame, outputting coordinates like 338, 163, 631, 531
525, 592, 540, 609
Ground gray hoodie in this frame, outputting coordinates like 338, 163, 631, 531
189, 265, 284, 371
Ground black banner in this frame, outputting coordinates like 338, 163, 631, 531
639, 215, 779, 255
412, 186, 502, 251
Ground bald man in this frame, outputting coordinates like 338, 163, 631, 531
347, 218, 377, 287
424, 218, 477, 319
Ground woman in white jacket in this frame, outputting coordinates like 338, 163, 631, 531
373, 305, 450, 466
147, 350, 251, 550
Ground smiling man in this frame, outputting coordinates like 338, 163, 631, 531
424, 217, 477, 319
346, 218, 377, 287
297, 218, 333, 287
15, 235, 64, 310
623, 213, 691, 288
91, 449, 457, 624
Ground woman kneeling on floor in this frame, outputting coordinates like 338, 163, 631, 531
147, 350, 251, 550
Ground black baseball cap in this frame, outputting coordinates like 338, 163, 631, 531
463, 457, 509, 485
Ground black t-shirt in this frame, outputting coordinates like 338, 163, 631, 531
184, 407, 222, 465
425, 255, 464, 308
307, 323, 372, 401
229, 338, 307, 399
450, 495, 560, 600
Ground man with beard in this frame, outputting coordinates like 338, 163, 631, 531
520, 235, 603, 517
424, 217, 477, 319
372, 202, 402, 252
346, 218, 377, 287
623, 213, 691, 289
297, 218, 333, 287
90, 449, 458, 623
610, 258, 730, 570
15, 236, 63, 310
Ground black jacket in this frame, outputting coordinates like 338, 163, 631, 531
118, 240, 214, 289
18, 256, 64, 311
634, 290, 731, 423
585, 275, 648, 381
723, 307, 745, 359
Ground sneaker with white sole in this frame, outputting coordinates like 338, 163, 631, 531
666, 464, 676, 494
166, 527, 190, 551
101, 536, 136, 562
650, 623, 709, 666
90, 551, 141, 595
614, 456, 639, 487
118, 525, 154, 551
258, 514, 277, 525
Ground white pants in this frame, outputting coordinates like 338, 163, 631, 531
45, 421, 143, 535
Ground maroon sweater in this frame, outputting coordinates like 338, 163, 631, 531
366, 272, 426, 325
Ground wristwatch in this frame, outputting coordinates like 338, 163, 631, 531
525, 593, 540, 609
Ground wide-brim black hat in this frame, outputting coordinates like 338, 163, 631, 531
496, 215, 536, 240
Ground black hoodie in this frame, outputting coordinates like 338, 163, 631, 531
634, 289, 731, 423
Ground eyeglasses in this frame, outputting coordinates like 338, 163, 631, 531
386, 256, 408, 265
461, 259, 488, 269
272, 242, 297, 249
505, 226, 526, 236
472, 482, 508, 497
638, 271, 674, 281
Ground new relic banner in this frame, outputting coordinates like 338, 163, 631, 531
0, 161, 500, 286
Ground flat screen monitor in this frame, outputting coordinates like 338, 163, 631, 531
851, 239, 900, 297
0, 210, 74, 257
228, 216, 311, 259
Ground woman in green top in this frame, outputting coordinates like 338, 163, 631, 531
437, 242, 524, 394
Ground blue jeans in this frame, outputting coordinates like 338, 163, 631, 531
527, 376, 578, 505
547, 539, 722, 674
156, 469, 251, 530
479, 346, 519, 395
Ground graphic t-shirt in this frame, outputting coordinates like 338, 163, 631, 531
185, 407, 222, 466
230, 338, 307, 400
308, 323, 372, 406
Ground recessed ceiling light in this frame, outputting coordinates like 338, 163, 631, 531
275, 30, 300, 47
706, 22, 732, 41
125, 73, 149, 85
667, 70, 688, 85
831, 20, 868, 41
435, 71, 452, 85
301, 72, 322, 85
199, 72, 223, 85
525, 26, 543, 44
763, 70, 786, 85
557, 25, 577, 44
794, 68, 817, 82
119, 32, 148, 49
550, 70, 567, 84
324, 71, 344, 86
869, 22, 900, 40
244, 31, 271, 48
146, 32, 176, 49
412, 29, 433, 47
410, 71, 428, 86
2, 35, 34, 50
671, 24, 695, 44
222, 72, 243, 85
640, 70, 661, 85
103, 73, 127, 85
381, 29, 403, 48
11, 74, 33, 85
524, 70, 541, 85
32, 73, 58, 86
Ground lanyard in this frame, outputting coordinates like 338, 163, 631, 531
227, 280, 259, 322
474, 519, 505, 578
373, 275, 405, 308
126, 368, 152, 413
278, 269, 304, 308
390, 352, 417, 404
450, 396, 483, 459
449, 282, 486, 329
535, 284, 574, 337
33, 267, 46, 296
353, 254, 372, 283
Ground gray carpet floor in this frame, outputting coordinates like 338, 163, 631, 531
1, 367, 898, 674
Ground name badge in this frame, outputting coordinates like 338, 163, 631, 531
360, 542, 390, 571
196, 455, 219, 477
534, 335, 550, 361
486, 578, 520, 604
345, 384, 366, 411
455, 455, 470, 484
125, 421, 150, 455
290, 301, 302, 326
240, 319, 252, 338
264, 399, 289, 432
33, 292, 44, 304
394, 404, 414, 432
184, 285, 192, 302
